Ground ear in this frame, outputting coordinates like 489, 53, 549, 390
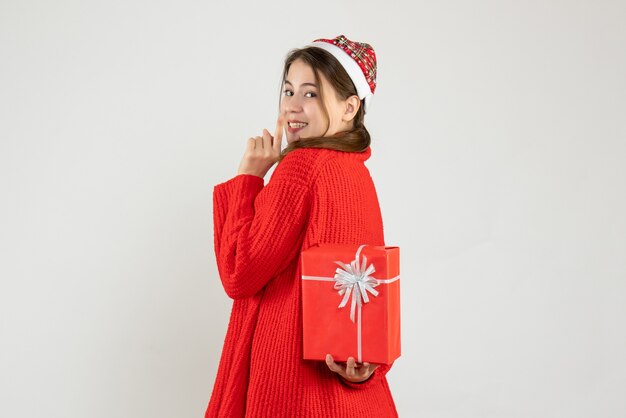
342, 95, 361, 123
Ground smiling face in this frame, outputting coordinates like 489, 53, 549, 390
280, 59, 351, 144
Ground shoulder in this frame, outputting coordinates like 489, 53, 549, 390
271, 147, 340, 188
271, 146, 373, 188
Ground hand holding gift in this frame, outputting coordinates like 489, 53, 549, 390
325, 354, 380, 383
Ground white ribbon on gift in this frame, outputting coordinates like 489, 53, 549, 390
302, 244, 400, 363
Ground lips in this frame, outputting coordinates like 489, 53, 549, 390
288, 120, 308, 133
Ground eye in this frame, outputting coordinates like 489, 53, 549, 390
305, 92, 317, 98
283, 89, 293, 97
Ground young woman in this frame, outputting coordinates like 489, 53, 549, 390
206, 35, 398, 418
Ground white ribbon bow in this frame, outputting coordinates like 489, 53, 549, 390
333, 245, 380, 322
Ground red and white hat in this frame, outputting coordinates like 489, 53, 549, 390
305, 34, 377, 114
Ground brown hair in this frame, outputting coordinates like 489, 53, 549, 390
276, 46, 371, 163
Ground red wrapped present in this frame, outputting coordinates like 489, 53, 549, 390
300, 243, 401, 365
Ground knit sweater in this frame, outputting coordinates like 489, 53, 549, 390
206, 145, 398, 418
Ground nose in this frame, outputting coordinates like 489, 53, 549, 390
284, 94, 303, 114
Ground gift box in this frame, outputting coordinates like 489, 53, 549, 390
300, 243, 401, 365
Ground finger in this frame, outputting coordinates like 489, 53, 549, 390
325, 354, 343, 374
346, 357, 356, 378
247, 138, 256, 151
273, 114, 284, 151
254, 136, 263, 149
360, 362, 372, 378
262, 129, 273, 150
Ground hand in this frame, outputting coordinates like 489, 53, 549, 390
325, 354, 380, 383
236, 114, 284, 178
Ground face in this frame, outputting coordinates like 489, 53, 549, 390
280, 59, 350, 144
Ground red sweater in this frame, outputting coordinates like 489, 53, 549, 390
206, 145, 398, 418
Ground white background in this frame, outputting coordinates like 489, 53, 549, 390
1, 0, 625, 417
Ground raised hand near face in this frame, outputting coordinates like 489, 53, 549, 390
237, 114, 284, 178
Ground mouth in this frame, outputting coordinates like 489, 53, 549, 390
287, 121, 308, 133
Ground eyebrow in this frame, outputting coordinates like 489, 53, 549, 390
284, 80, 318, 88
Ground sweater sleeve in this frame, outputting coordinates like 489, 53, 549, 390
212, 165, 311, 300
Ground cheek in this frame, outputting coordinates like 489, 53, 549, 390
306, 104, 322, 121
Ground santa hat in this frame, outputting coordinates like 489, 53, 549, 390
305, 34, 377, 114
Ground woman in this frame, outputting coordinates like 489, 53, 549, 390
206, 34, 398, 418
